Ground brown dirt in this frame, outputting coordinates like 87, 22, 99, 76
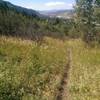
56, 49, 71, 100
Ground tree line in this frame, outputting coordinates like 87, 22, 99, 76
0, 0, 100, 43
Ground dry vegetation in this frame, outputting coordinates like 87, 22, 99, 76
0, 36, 100, 100
67, 39, 100, 100
0, 36, 68, 100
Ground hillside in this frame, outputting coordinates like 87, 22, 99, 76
0, 0, 100, 100
0, 0, 74, 40
68, 39, 100, 100
0, 36, 100, 100
0, 36, 68, 100
0, 0, 41, 17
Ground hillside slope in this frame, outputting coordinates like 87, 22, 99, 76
0, 0, 73, 40
0, 0, 41, 17
0, 36, 68, 100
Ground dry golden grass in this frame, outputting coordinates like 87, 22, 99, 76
67, 39, 100, 100
0, 36, 68, 100
0, 36, 100, 100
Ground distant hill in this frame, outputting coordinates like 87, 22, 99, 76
0, 0, 42, 17
39, 9, 75, 19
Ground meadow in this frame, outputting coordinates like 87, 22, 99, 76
67, 39, 100, 100
0, 36, 100, 100
0, 36, 68, 100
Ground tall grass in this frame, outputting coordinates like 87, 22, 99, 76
0, 36, 100, 100
0, 36, 68, 100
67, 39, 100, 100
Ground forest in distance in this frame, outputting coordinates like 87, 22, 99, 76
0, 0, 100, 100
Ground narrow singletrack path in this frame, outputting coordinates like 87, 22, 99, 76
56, 49, 71, 100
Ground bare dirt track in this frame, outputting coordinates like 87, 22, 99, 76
56, 49, 71, 100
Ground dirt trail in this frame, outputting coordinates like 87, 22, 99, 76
56, 49, 71, 100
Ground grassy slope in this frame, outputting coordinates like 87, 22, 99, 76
0, 36, 100, 100
68, 39, 100, 100
0, 36, 67, 100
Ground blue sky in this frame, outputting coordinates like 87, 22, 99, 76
5, 0, 75, 10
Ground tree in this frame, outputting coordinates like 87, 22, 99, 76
75, 0, 97, 43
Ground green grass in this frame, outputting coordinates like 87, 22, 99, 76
0, 36, 67, 100
67, 39, 100, 100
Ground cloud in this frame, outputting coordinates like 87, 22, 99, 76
45, 2, 66, 7
66, 3, 73, 8
44, 2, 73, 10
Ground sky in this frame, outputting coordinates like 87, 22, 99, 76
5, 0, 75, 10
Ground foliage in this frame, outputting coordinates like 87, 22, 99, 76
75, 0, 96, 42
0, 4, 73, 40
74, 0, 99, 44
